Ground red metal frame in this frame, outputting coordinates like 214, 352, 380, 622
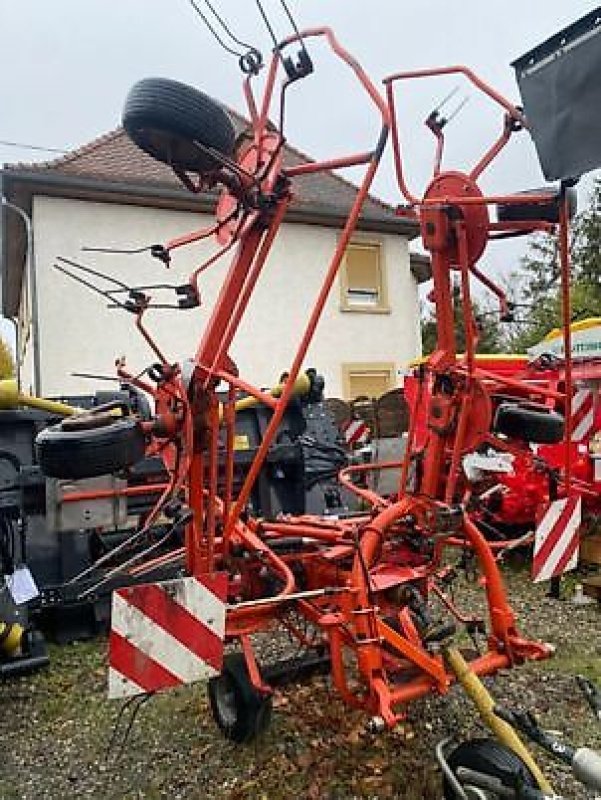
401, 354, 601, 533
93, 33, 572, 726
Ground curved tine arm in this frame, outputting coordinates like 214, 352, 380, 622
271, 26, 390, 143
116, 365, 160, 401
470, 117, 513, 182
384, 65, 525, 123
384, 65, 526, 204
236, 522, 297, 598
165, 220, 226, 253
338, 463, 390, 510
187, 211, 256, 298
135, 307, 170, 366
468, 262, 510, 319
385, 81, 419, 205
244, 28, 389, 186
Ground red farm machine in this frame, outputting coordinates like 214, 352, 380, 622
403, 336, 601, 549
32, 7, 601, 799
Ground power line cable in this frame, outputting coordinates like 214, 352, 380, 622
0, 138, 67, 154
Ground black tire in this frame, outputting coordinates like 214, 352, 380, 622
36, 417, 146, 479
494, 403, 564, 444
122, 77, 236, 173
443, 737, 537, 799
208, 653, 272, 744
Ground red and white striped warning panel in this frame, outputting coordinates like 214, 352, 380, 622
108, 574, 227, 699
532, 496, 582, 583
571, 388, 595, 442
343, 418, 369, 445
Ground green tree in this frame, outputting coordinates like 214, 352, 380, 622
421, 280, 504, 355
0, 337, 14, 379
508, 180, 601, 352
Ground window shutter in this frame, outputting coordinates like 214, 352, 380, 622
348, 371, 392, 400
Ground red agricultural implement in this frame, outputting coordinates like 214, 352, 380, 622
33, 9, 601, 797
404, 350, 601, 538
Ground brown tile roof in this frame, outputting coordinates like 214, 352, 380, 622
2, 108, 421, 316
5, 108, 408, 228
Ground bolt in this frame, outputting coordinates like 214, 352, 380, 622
366, 716, 386, 734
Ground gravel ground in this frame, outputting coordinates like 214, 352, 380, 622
1, 562, 599, 800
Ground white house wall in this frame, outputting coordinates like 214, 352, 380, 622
30, 195, 421, 398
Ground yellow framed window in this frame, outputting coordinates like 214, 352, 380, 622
340, 241, 388, 312
342, 362, 396, 400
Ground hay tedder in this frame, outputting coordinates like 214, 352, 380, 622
34, 8, 601, 798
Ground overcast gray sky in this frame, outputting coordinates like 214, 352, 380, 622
1, 0, 598, 349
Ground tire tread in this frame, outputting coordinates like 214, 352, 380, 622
36, 418, 146, 479
122, 77, 236, 173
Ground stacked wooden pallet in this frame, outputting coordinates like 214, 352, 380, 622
581, 532, 601, 601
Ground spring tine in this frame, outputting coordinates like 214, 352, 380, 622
77, 527, 176, 599
446, 95, 470, 124
82, 244, 153, 255
53, 263, 130, 311
433, 86, 460, 114
71, 371, 124, 383
56, 255, 130, 290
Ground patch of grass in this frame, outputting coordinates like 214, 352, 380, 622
2, 565, 599, 800
0, 780, 22, 800
538, 647, 601, 682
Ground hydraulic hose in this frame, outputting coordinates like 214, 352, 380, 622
445, 646, 553, 795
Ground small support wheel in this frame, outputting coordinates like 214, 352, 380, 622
122, 77, 236, 174
442, 737, 538, 799
35, 415, 146, 479
208, 653, 272, 743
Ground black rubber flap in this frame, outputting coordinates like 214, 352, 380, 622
512, 7, 601, 180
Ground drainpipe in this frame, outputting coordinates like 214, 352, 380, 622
1, 198, 41, 395
9, 315, 20, 390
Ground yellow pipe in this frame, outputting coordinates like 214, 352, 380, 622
0, 379, 81, 416
1, 371, 312, 420
445, 645, 553, 794
221, 373, 312, 418
0, 621, 24, 657
1, 368, 311, 422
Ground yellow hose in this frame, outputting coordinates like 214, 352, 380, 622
445, 645, 553, 794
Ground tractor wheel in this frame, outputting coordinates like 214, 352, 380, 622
122, 77, 236, 173
36, 416, 146, 479
443, 738, 537, 799
493, 403, 564, 444
208, 653, 272, 743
